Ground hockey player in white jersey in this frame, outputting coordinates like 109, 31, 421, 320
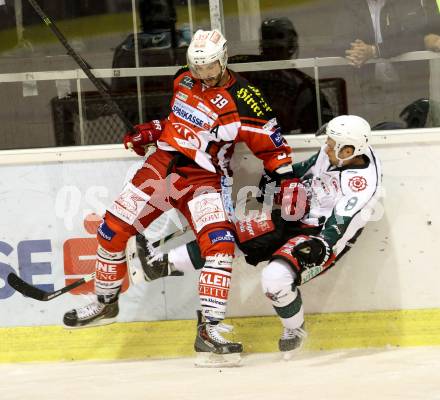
127, 115, 382, 358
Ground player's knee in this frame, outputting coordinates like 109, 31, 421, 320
261, 259, 295, 288
204, 241, 235, 258
263, 280, 299, 308
198, 227, 236, 258
261, 260, 297, 308
97, 213, 136, 252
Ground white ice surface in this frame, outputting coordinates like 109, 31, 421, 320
2, 347, 440, 400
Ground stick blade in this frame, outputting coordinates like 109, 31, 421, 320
7, 273, 48, 301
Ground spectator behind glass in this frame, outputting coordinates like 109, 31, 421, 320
424, 1, 440, 127
259, 16, 299, 61
334, 0, 440, 128
111, 0, 190, 95
110, 0, 190, 123
230, 17, 335, 134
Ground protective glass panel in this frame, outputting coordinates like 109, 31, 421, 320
0, 0, 440, 150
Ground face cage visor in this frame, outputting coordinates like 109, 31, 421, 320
188, 60, 223, 81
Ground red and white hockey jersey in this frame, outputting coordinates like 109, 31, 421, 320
157, 68, 292, 175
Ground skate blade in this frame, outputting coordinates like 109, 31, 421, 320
194, 352, 242, 368
282, 347, 302, 361
63, 316, 117, 330
281, 339, 306, 361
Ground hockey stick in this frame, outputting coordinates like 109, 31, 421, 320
7, 272, 95, 301
26, 0, 136, 133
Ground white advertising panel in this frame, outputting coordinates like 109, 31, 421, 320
0, 158, 203, 327
2, 139, 440, 329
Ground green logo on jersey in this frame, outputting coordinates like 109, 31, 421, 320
344, 197, 359, 211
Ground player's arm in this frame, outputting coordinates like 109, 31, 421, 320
291, 151, 320, 178
318, 211, 353, 251
286, 173, 375, 272
232, 82, 292, 172
233, 84, 295, 206
264, 151, 321, 206
123, 68, 190, 155
238, 117, 292, 173
123, 119, 165, 156
287, 208, 358, 274
309, 177, 373, 265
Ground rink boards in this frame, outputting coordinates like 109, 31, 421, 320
1, 131, 440, 362
2, 310, 440, 362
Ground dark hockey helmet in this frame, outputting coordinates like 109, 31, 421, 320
399, 98, 430, 128
260, 17, 298, 60
139, 0, 177, 31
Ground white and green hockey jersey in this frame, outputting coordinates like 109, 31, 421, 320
293, 145, 382, 256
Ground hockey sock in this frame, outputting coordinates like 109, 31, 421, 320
273, 287, 304, 330
95, 245, 127, 303
198, 254, 233, 322
168, 241, 203, 273
186, 241, 206, 270
168, 242, 243, 273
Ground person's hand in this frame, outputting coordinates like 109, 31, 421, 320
425, 34, 440, 52
345, 39, 376, 67
257, 165, 294, 203
123, 120, 163, 156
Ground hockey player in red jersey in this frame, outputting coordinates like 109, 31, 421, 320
127, 115, 382, 359
63, 29, 293, 363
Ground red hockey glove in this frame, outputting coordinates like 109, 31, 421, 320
275, 178, 308, 220
123, 120, 164, 156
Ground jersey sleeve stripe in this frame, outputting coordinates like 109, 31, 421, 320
219, 114, 240, 125
240, 125, 271, 135
240, 115, 270, 123
217, 110, 237, 119
240, 117, 268, 127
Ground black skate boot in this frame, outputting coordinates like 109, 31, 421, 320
279, 323, 307, 360
126, 234, 183, 283
194, 310, 242, 367
63, 296, 119, 329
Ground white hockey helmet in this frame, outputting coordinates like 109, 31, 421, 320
317, 115, 371, 162
187, 29, 228, 79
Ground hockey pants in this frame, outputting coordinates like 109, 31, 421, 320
95, 149, 236, 321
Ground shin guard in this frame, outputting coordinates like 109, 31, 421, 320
95, 245, 127, 303
262, 259, 305, 330
198, 254, 233, 322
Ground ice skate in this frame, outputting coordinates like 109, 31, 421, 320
126, 234, 183, 284
279, 323, 307, 360
63, 297, 119, 329
194, 310, 242, 367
